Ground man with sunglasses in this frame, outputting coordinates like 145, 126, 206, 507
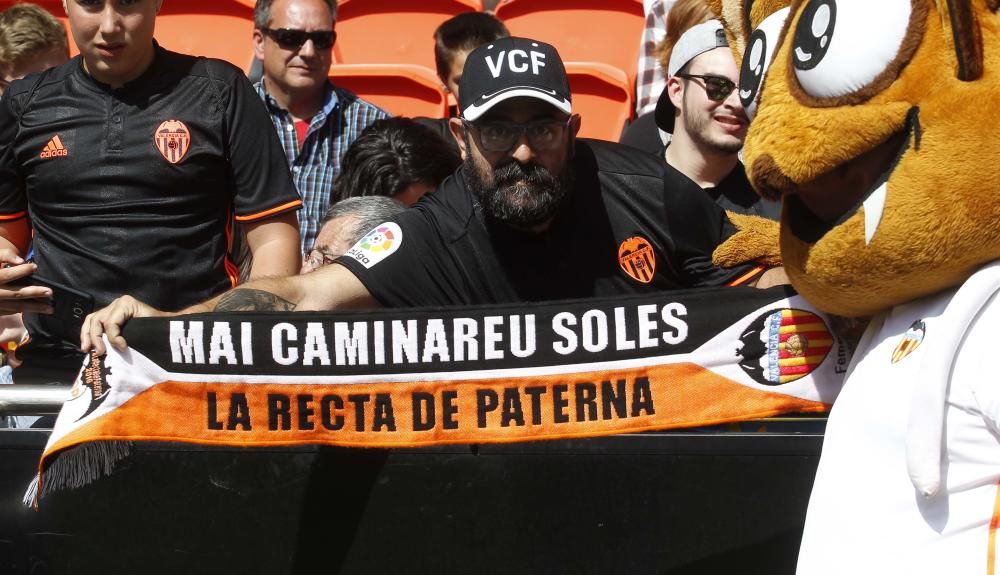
81, 37, 774, 351
252, 0, 388, 257
656, 20, 779, 219
0, 0, 303, 383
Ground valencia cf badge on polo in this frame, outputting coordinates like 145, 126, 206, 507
737, 308, 834, 386
618, 236, 656, 284
891, 320, 925, 364
154, 120, 191, 165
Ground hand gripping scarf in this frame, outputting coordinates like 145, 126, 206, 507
26, 286, 849, 506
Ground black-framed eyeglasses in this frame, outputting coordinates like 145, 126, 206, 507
463, 118, 572, 153
676, 73, 737, 102
261, 27, 336, 50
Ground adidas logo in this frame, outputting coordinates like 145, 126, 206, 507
40, 135, 69, 159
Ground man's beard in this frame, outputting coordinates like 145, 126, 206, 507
463, 152, 574, 229
682, 92, 744, 156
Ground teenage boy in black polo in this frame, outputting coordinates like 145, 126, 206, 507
0, 0, 302, 382
81, 37, 783, 355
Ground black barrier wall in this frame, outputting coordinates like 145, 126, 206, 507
0, 428, 822, 574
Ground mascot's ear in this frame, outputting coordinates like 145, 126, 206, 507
939, 0, 990, 80
706, 0, 748, 53
746, 0, 794, 29
709, 0, 792, 56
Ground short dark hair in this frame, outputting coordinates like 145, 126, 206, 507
319, 196, 405, 248
333, 118, 461, 202
254, 0, 336, 30
433, 12, 509, 84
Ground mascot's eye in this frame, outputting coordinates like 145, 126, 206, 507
739, 7, 791, 120
792, 0, 912, 99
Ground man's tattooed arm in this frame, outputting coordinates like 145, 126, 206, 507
214, 289, 297, 312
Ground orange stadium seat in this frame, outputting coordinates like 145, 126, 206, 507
0, 0, 258, 73
333, 0, 482, 70
565, 62, 633, 142
156, 0, 257, 72
329, 63, 449, 118
493, 0, 645, 89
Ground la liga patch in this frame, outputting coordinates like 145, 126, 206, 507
345, 222, 402, 269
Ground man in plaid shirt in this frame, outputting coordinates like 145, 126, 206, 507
252, 0, 389, 256
634, 0, 672, 116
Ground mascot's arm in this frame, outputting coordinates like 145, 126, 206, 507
713, 212, 783, 268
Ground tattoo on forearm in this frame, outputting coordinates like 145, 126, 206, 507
214, 289, 297, 312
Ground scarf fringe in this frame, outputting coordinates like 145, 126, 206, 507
21, 474, 38, 508
23, 440, 133, 508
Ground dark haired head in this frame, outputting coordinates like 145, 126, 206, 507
254, 0, 336, 30
433, 12, 510, 87
333, 118, 461, 204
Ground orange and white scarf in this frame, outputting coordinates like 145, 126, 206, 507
27, 286, 849, 505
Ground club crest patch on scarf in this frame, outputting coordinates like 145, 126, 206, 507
345, 223, 402, 269
737, 308, 834, 385
891, 319, 925, 364
71, 351, 114, 421
618, 236, 656, 284
154, 120, 191, 165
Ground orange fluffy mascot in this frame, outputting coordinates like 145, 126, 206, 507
710, 0, 1000, 571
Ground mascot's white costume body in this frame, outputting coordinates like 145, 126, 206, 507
798, 267, 1000, 573
709, 0, 1000, 571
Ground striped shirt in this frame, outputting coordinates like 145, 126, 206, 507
256, 81, 389, 254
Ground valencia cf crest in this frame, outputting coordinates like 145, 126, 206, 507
737, 308, 833, 386
154, 120, 191, 164
891, 320, 925, 364
72, 351, 114, 422
618, 236, 656, 284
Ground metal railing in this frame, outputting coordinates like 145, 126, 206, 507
0, 386, 71, 415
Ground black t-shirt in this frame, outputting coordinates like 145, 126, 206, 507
663, 159, 781, 220
338, 139, 759, 307
0, 46, 301, 358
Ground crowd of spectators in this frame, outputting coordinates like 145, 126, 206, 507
0, 0, 784, 399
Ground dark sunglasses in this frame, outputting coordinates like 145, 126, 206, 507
261, 27, 336, 50
676, 73, 737, 101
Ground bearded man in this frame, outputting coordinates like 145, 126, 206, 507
657, 20, 779, 219
81, 37, 780, 353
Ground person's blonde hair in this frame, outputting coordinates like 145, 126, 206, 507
0, 3, 68, 75
655, 0, 714, 74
